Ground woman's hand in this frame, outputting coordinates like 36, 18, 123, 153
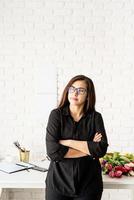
93, 132, 102, 142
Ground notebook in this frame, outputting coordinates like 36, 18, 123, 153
0, 162, 32, 174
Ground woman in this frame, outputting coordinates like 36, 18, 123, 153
46, 75, 108, 200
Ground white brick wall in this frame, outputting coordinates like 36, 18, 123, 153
0, 0, 134, 199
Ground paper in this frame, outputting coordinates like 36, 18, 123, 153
0, 162, 32, 174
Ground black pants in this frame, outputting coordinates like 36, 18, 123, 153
46, 188, 102, 200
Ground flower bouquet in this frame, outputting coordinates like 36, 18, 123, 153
100, 152, 134, 178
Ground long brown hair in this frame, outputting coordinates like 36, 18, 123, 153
58, 75, 96, 113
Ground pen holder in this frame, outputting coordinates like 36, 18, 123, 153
19, 150, 30, 162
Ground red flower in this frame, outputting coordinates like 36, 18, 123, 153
109, 171, 115, 178
114, 166, 128, 173
114, 170, 122, 178
105, 163, 113, 171
124, 164, 132, 172
114, 166, 123, 171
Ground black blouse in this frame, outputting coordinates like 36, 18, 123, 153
45, 106, 108, 197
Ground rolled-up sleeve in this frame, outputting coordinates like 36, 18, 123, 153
46, 109, 69, 161
87, 112, 108, 158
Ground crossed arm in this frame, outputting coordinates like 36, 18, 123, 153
59, 133, 102, 158
46, 110, 108, 161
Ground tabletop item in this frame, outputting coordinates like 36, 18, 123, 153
100, 152, 134, 178
13, 141, 30, 162
19, 150, 30, 162
0, 162, 32, 174
16, 162, 48, 172
13, 141, 25, 152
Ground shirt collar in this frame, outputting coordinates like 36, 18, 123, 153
61, 105, 91, 117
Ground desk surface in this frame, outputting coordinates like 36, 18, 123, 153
0, 161, 134, 189
103, 175, 134, 189
0, 161, 49, 188
0, 168, 45, 188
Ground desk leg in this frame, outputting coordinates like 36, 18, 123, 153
131, 190, 134, 200
0, 188, 2, 198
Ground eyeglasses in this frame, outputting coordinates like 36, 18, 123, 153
68, 86, 87, 95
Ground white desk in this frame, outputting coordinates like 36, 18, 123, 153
0, 168, 46, 189
0, 161, 48, 198
0, 170, 134, 188
103, 175, 134, 199
103, 175, 134, 189
0, 161, 50, 189
0, 162, 134, 199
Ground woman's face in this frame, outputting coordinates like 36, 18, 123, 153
68, 80, 87, 107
